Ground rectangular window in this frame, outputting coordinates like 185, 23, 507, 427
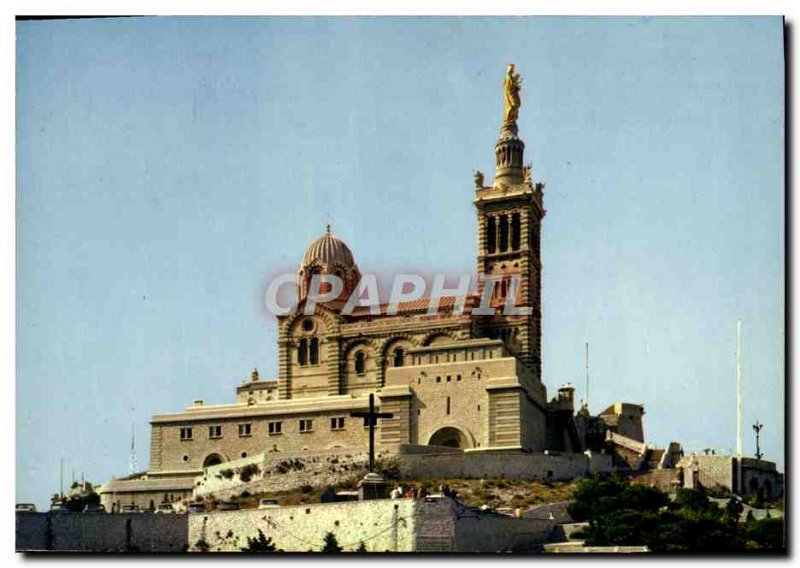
362, 417, 373, 428
268, 421, 282, 435
208, 425, 222, 439
238, 423, 252, 437
330, 417, 345, 431
180, 427, 193, 441
447, 396, 451, 415
299, 419, 313, 433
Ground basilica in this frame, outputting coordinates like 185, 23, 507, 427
100, 65, 648, 509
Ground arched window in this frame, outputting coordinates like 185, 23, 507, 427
486, 216, 496, 254
298, 338, 308, 366
309, 337, 319, 365
393, 348, 405, 367
499, 214, 509, 251
511, 212, 521, 251
355, 351, 366, 375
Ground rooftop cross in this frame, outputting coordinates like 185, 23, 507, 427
350, 393, 393, 473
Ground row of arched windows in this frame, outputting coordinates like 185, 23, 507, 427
297, 337, 320, 366
352, 347, 406, 375
486, 212, 522, 254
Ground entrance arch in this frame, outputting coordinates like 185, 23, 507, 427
428, 427, 470, 449
203, 453, 224, 468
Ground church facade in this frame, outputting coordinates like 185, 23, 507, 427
100, 66, 645, 509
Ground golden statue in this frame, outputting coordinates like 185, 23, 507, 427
503, 63, 522, 124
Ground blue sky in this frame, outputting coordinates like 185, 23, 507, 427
16, 16, 784, 507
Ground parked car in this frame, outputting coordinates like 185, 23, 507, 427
155, 503, 175, 514
83, 503, 106, 513
258, 499, 280, 510
49, 502, 69, 513
187, 503, 206, 514
217, 501, 240, 511
120, 504, 142, 513
15, 503, 36, 512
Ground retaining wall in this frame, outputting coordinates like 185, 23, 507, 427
15, 512, 188, 552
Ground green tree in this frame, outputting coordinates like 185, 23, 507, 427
567, 477, 775, 552
723, 497, 744, 524
355, 541, 368, 553
241, 529, 276, 553
672, 487, 716, 515
65, 491, 100, 512
746, 517, 784, 550
321, 532, 342, 553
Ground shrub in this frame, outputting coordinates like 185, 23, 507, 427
220, 469, 234, 480
239, 464, 261, 483
300, 484, 313, 494
321, 532, 342, 553
241, 530, 276, 553
705, 484, 732, 499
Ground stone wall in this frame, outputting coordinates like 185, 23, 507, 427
15, 512, 188, 552
395, 449, 613, 481
188, 499, 418, 552
678, 455, 734, 490
629, 469, 682, 493
187, 498, 553, 553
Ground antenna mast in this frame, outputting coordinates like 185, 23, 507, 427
129, 406, 138, 475
585, 342, 590, 410
736, 320, 743, 493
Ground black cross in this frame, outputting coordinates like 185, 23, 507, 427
351, 393, 393, 473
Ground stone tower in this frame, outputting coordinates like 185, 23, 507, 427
474, 64, 546, 380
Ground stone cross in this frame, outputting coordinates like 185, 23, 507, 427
351, 393, 393, 473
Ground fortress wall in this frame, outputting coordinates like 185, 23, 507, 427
187, 498, 552, 553
15, 512, 188, 552
188, 499, 418, 552
395, 450, 613, 481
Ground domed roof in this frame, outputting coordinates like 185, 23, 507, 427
302, 226, 356, 268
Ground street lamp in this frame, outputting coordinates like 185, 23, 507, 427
752, 421, 764, 460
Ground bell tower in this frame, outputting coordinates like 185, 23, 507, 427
473, 64, 546, 380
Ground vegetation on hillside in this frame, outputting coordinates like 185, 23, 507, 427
567, 475, 784, 552
215, 476, 580, 511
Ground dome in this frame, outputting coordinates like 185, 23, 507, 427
302, 227, 356, 269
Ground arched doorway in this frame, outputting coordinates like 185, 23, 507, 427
203, 453, 224, 468
428, 427, 470, 449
